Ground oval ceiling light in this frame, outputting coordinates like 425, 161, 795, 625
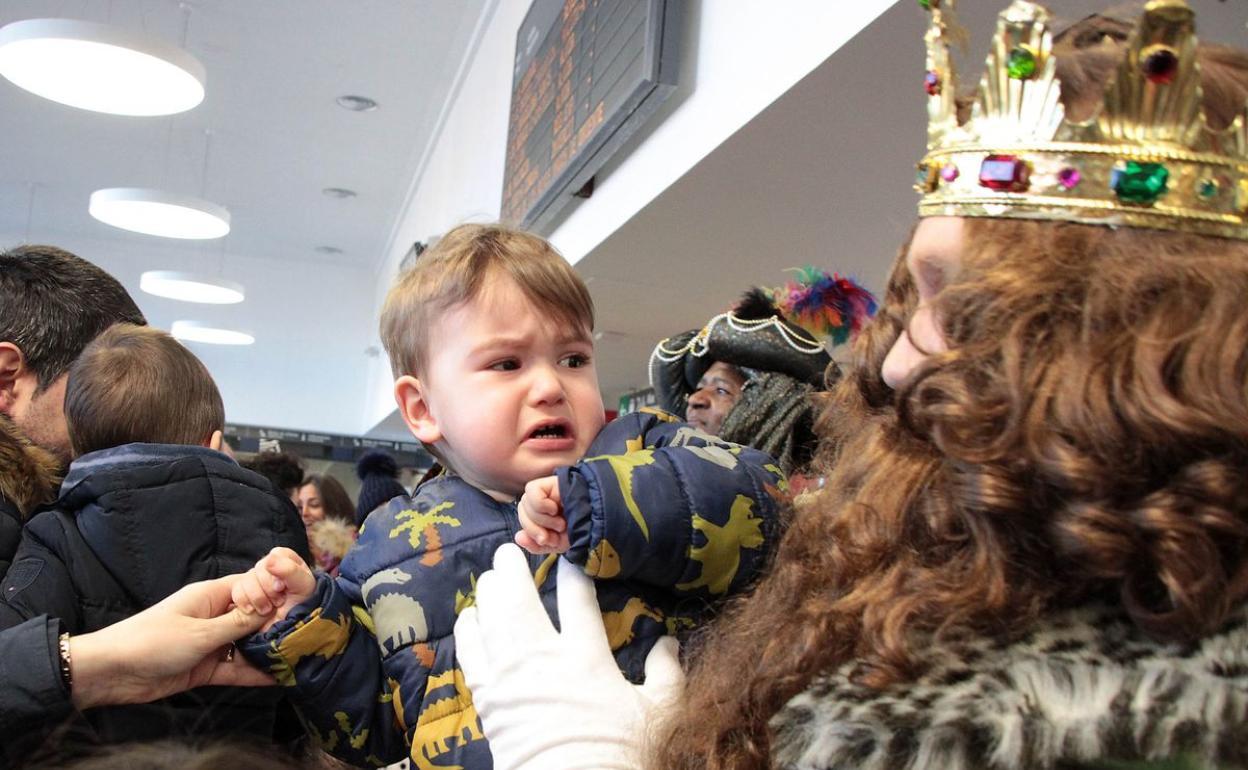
140, 271, 244, 304
0, 19, 205, 116
171, 320, 254, 346
89, 188, 230, 240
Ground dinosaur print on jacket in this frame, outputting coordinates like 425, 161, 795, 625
238, 409, 785, 769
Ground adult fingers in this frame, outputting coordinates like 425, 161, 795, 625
639, 636, 685, 700
205, 656, 276, 688
554, 556, 609, 650
453, 606, 489, 698
474, 544, 553, 656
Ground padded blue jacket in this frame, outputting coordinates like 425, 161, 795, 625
239, 409, 787, 769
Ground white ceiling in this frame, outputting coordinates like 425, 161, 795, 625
0, 1, 1243, 438
0, 0, 489, 437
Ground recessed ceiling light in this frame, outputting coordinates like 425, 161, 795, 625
140, 270, 244, 304
314, 245, 343, 255
335, 94, 377, 112
322, 187, 357, 199
171, 320, 254, 346
0, 19, 205, 116
89, 188, 230, 239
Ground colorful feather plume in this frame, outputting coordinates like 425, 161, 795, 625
772, 266, 877, 347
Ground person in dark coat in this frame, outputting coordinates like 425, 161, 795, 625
0, 245, 146, 573
0, 575, 275, 769
0, 324, 309, 758
0, 414, 60, 577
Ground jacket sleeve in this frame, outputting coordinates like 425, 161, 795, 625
559, 409, 787, 599
236, 572, 409, 767
0, 616, 72, 765
0, 513, 82, 633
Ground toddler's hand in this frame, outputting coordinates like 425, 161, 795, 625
230, 547, 316, 631
516, 476, 568, 555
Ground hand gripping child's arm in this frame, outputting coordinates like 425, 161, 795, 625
558, 409, 787, 598
233, 548, 412, 766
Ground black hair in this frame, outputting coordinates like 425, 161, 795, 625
0, 245, 146, 390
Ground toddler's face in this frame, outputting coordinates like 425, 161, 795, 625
414, 274, 605, 500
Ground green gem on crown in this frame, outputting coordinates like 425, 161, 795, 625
1111, 161, 1169, 205
1007, 46, 1038, 79
1198, 179, 1219, 199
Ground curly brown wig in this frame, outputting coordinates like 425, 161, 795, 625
650, 17, 1248, 770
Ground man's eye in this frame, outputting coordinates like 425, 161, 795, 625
490, 359, 520, 371
560, 353, 590, 368
716, 388, 730, 396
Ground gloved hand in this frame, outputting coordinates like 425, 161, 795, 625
454, 543, 685, 770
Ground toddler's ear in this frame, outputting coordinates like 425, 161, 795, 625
395, 375, 441, 444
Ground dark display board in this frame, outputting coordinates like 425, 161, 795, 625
501, 0, 681, 232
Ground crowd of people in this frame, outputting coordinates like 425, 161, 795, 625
0, 1, 1246, 769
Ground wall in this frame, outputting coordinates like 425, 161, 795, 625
363, 0, 900, 436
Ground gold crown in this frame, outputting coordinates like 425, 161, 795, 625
916, 0, 1247, 241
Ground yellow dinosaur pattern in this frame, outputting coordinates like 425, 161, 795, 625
452, 574, 477, 614
586, 538, 621, 578
583, 450, 656, 540
335, 710, 370, 750
391, 501, 461, 549
676, 494, 765, 595
410, 667, 483, 770
269, 608, 352, 687
602, 597, 664, 650
638, 406, 679, 422
533, 552, 558, 587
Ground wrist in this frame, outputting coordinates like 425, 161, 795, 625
67, 631, 123, 710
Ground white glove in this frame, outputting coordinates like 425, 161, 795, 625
454, 543, 685, 770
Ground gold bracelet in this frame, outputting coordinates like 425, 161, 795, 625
57, 632, 72, 691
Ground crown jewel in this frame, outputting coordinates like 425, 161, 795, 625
917, 0, 1248, 241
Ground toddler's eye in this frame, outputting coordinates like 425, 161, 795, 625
560, 353, 590, 368
489, 359, 520, 371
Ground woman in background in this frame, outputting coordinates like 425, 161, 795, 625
297, 474, 356, 576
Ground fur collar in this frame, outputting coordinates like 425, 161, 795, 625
0, 414, 61, 518
771, 603, 1248, 770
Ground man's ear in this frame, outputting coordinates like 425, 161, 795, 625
394, 375, 441, 444
0, 342, 27, 415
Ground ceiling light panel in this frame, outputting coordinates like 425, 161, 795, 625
171, 321, 254, 346
89, 188, 230, 240
0, 19, 205, 116
140, 271, 244, 304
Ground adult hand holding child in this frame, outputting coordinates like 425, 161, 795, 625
230, 547, 318, 632
455, 543, 685, 770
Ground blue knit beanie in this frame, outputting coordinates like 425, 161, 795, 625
355, 450, 408, 526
